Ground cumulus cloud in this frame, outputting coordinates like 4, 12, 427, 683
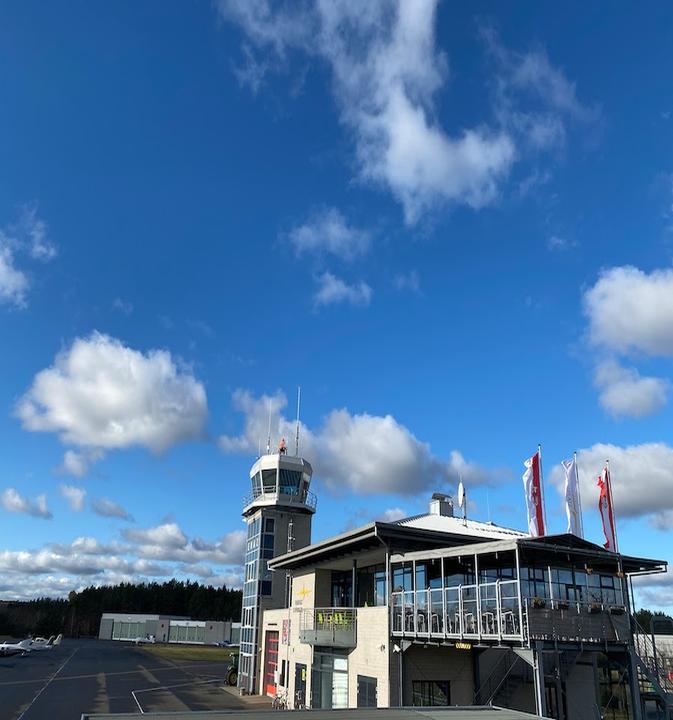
288, 207, 371, 260
584, 266, 673, 357
124, 522, 246, 566
59, 484, 86, 512
314, 272, 372, 307
550, 442, 673, 529
91, 497, 134, 521
218, 389, 501, 495
632, 568, 673, 610
219, 0, 515, 222
593, 360, 669, 418
0, 523, 245, 600
1, 488, 52, 519
16, 333, 208, 469
582, 266, 673, 416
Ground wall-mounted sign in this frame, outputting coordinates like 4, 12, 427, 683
455, 642, 472, 651
282, 619, 290, 644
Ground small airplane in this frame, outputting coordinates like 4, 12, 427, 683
132, 634, 156, 645
0, 639, 33, 657
26, 634, 63, 651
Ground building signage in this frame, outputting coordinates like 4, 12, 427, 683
282, 619, 290, 645
455, 642, 472, 650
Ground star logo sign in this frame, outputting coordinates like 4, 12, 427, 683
297, 585, 312, 600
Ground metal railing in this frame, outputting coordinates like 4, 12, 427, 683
298, 607, 357, 647
631, 615, 673, 698
525, 599, 629, 643
391, 580, 523, 641
242, 488, 317, 510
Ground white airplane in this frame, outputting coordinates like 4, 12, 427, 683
24, 634, 63, 651
132, 634, 156, 645
0, 639, 33, 657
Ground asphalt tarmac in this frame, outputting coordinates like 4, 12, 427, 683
0, 638, 246, 720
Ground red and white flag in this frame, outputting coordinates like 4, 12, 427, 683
522, 450, 545, 537
597, 465, 618, 552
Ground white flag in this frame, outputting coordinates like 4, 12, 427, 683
457, 481, 465, 509
562, 457, 583, 537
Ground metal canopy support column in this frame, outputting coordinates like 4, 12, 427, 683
475, 552, 481, 639
352, 559, 357, 608
515, 545, 525, 643
627, 645, 644, 720
533, 642, 547, 719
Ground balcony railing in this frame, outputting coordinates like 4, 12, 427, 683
242, 488, 317, 510
391, 580, 523, 642
299, 607, 357, 647
525, 599, 629, 643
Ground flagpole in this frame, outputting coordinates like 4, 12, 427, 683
538, 444, 548, 535
606, 459, 619, 553
574, 451, 584, 539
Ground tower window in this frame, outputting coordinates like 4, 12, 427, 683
265, 518, 275, 533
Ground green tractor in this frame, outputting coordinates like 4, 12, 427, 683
226, 652, 239, 686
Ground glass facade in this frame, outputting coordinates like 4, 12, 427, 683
240, 513, 276, 692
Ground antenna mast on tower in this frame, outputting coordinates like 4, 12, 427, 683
266, 402, 272, 455
295, 386, 301, 457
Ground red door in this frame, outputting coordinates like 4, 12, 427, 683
264, 631, 279, 697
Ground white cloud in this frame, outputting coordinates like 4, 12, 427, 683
0, 205, 55, 308
124, 522, 188, 548
16, 333, 208, 466
15, 204, 57, 262
377, 507, 407, 523
219, 0, 515, 222
632, 568, 673, 610
483, 27, 596, 152
0, 243, 29, 307
124, 522, 246, 566
60, 449, 103, 478
218, 389, 501, 496
594, 360, 668, 418
59, 484, 86, 512
0, 522, 246, 600
1, 488, 52, 519
584, 266, 673, 357
91, 497, 134, 521
550, 442, 673, 529
314, 272, 372, 307
289, 207, 370, 260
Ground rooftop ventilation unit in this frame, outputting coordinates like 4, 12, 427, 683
429, 492, 454, 517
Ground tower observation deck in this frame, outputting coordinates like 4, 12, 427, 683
238, 441, 317, 695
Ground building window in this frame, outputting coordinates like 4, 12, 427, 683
412, 680, 450, 706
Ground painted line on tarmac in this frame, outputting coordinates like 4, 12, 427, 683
0, 660, 228, 687
15, 648, 78, 720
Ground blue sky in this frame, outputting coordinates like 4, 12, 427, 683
1, 1, 672, 609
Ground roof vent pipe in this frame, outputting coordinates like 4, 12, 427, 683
429, 492, 454, 517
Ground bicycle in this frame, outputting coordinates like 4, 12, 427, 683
272, 690, 288, 709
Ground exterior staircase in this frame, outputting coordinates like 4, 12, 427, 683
631, 615, 673, 717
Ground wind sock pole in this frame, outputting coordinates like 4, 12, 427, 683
606, 459, 619, 553
574, 451, 584, 538
538, 444, 548, 535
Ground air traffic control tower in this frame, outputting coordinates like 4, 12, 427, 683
238, 441, 316, 694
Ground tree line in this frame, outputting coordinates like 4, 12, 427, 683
0, 580, 242, 638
